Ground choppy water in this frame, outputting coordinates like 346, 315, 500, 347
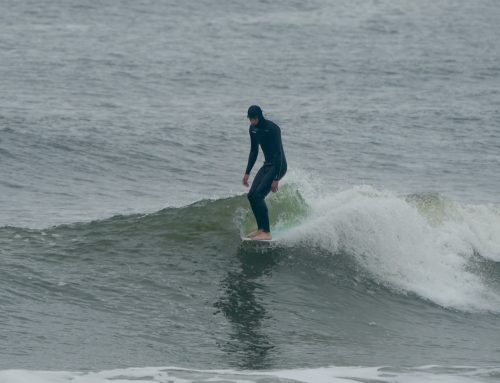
1, 0, 500, 382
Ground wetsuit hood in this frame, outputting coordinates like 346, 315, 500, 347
247, 105, 265, 125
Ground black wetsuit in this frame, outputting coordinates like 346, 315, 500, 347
245, 118, 287, 233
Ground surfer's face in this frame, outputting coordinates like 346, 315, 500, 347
249, 117, 259, 126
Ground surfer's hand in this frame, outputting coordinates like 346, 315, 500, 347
271, 180, 279, 192
242, 174, 249, 187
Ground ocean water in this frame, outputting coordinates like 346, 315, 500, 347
1, 0, 500, 382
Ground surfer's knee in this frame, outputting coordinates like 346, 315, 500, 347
247, 191, 258, 205
248, 190, 264, 203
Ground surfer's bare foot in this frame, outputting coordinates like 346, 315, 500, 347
252, 232, 272, 241
247, 230, 263, 238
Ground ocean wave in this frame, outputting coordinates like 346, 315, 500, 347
2, 174, 500, 313
276, 176, 500, 312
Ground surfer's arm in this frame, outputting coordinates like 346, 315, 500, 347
271, 126, 284, 180
245, 129, 258, 175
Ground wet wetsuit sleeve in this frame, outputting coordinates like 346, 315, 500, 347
271, 126, 284, 180
245, 128, 258, 175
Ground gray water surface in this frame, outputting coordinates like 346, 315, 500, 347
1, 0, 500, 377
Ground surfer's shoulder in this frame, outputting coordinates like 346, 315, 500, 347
265, 119, 278, 127
266, 120, 281, 132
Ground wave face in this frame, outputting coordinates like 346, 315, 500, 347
1, 177, 499, 371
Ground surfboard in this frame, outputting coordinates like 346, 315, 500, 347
240, 226, 289, 242
240, 235, 276, 242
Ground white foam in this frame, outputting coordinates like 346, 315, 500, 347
1, 365, 498, 383
440, 202, 500, 262
278, 181, 500, 312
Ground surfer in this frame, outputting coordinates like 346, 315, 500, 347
242, 105, 287, 240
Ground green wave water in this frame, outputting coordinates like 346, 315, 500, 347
1, 185, 499, 372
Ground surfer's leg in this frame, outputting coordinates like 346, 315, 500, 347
247, 166, 274, 233
247, 166, 266, 230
